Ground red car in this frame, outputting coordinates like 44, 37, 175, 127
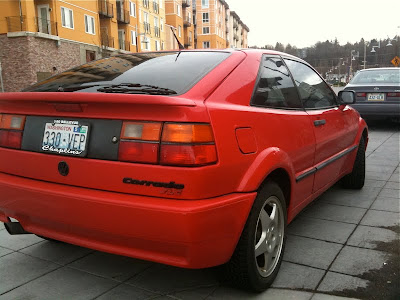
0, 50, 367, 291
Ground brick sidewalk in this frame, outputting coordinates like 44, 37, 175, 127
0, 123, 398, 300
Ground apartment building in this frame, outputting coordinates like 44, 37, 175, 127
227, 11, 249, 48
0, 0, 166, 92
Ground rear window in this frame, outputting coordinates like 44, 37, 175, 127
24, 51, 231, 95
350, 69, 400, 84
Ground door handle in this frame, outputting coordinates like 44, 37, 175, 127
314, 119, 326, 127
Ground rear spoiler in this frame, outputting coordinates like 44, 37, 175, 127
0, 92, 196, 107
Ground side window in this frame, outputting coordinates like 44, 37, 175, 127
251, 56, 302, 109
284, 59, 337, 109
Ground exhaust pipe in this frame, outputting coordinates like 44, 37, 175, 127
4, 222, 31, 235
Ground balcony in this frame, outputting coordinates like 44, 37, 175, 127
152, 1, 159, 13
233, 33, 239, 41
143, 0, 150, 9
36, 17, 58, 35
6, 16, 27, 32
182, 0, 191, 8
119, 39, 130, 51
116, 3, 130, 24
144, 22, 151, 34
154, 26, 160, 37
183, 16, 191, 27
101, 35, 114, 48
98, 0, 114, 18
233, 23, 238, 29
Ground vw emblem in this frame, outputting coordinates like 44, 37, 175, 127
374, 87, 379, 91
58, 161, 69, 176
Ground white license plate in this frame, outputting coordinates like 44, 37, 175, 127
367, 93, 385, 101
41, 121, 89, 156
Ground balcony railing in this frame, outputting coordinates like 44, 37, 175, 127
144, 22, 151, 34
35, 17, 58, 35
6, 16, 27, 32
154, 26, 160, 37
101, 35, 114, 48
153, 1, 159, 13
182, 0, 191, 8
119, 39, 130, 51
143, 0, 150, 8
116, 4, 130, 24
183, 16, 191, 27
98, 0, 114, 18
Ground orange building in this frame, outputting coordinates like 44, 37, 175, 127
164, 0, 193, 49
0, 0, 166, 91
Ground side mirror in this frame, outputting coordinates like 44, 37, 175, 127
338, 90, 356, 104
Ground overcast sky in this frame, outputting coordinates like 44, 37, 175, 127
227, 0, 400, 48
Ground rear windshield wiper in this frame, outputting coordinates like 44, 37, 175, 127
97, 83, 177, 95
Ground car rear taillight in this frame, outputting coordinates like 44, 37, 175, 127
118, 122, 217, 166
387, 93, 400, 97
160, 123, 217, 166
118, 122, 162, 164
356, 93, 366, 97
0, 114, 26, 149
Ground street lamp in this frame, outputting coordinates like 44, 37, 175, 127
371, 41, 380, 53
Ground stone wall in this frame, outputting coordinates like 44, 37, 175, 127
0, 34, 82, 92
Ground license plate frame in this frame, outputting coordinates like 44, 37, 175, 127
41, 120, 90, 157
367, 93, 385, 101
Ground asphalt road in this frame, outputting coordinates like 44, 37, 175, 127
0, 120, 399, 300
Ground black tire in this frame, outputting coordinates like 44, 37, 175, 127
219, 181, 287, 292
341, 136, 365, 189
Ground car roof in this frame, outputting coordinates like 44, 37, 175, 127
357, 67, 400, 72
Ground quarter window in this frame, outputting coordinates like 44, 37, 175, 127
252, 56, 302, 109
284, 59, 337, 109
61, 7, 74, 29
84, 15, 95, 35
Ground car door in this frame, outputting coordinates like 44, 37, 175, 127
284, 58, 353, 192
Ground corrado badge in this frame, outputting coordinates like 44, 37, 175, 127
123, 178, 184, 190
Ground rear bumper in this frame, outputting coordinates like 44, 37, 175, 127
0, 172, 256, 268
351, 103, 400, 117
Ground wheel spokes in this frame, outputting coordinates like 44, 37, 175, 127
255, 232, 268, 257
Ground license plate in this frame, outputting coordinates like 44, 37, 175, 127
367, 93, 384, 101
41, 120, 89, 156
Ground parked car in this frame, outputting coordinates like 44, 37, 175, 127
343, 67, 400, 120
0, 50, 367, 291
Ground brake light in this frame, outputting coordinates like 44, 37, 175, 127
0, 114, 26, 149
118, 122, 162, 164
387, 93, 400, 97
356, 93, 366, 97
160, 123, 217, 166
118, 122, 217, 166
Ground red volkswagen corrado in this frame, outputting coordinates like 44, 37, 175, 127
0, 50, 367, 291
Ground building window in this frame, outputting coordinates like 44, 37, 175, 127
142, 36, 150, 50
161, 18, 164, 31
203, 41, 210, 48
131, 30, 136, 45
202, 27, 210, 34
202, 0, 209, 8
178, 25, 182, 37
202, 12, 209, 23
129, 1, 136, 17
86, 50, 96, 62
155, 40, 160, 51
177, 4, 181, 16
61, 7, 74, 29
84, 15, 95, 34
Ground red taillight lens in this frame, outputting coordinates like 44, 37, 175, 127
387, 92, 400, 97
0, 114, 25, 149
356, 93, 366, 97
118, 141, 159, 164
0, 130, 23, 149
160, 144, 217, 166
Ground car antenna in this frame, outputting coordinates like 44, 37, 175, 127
170, 27, 184, 50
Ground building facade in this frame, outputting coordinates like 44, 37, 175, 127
0, 0, 248, 92
0, 0, 167, 91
